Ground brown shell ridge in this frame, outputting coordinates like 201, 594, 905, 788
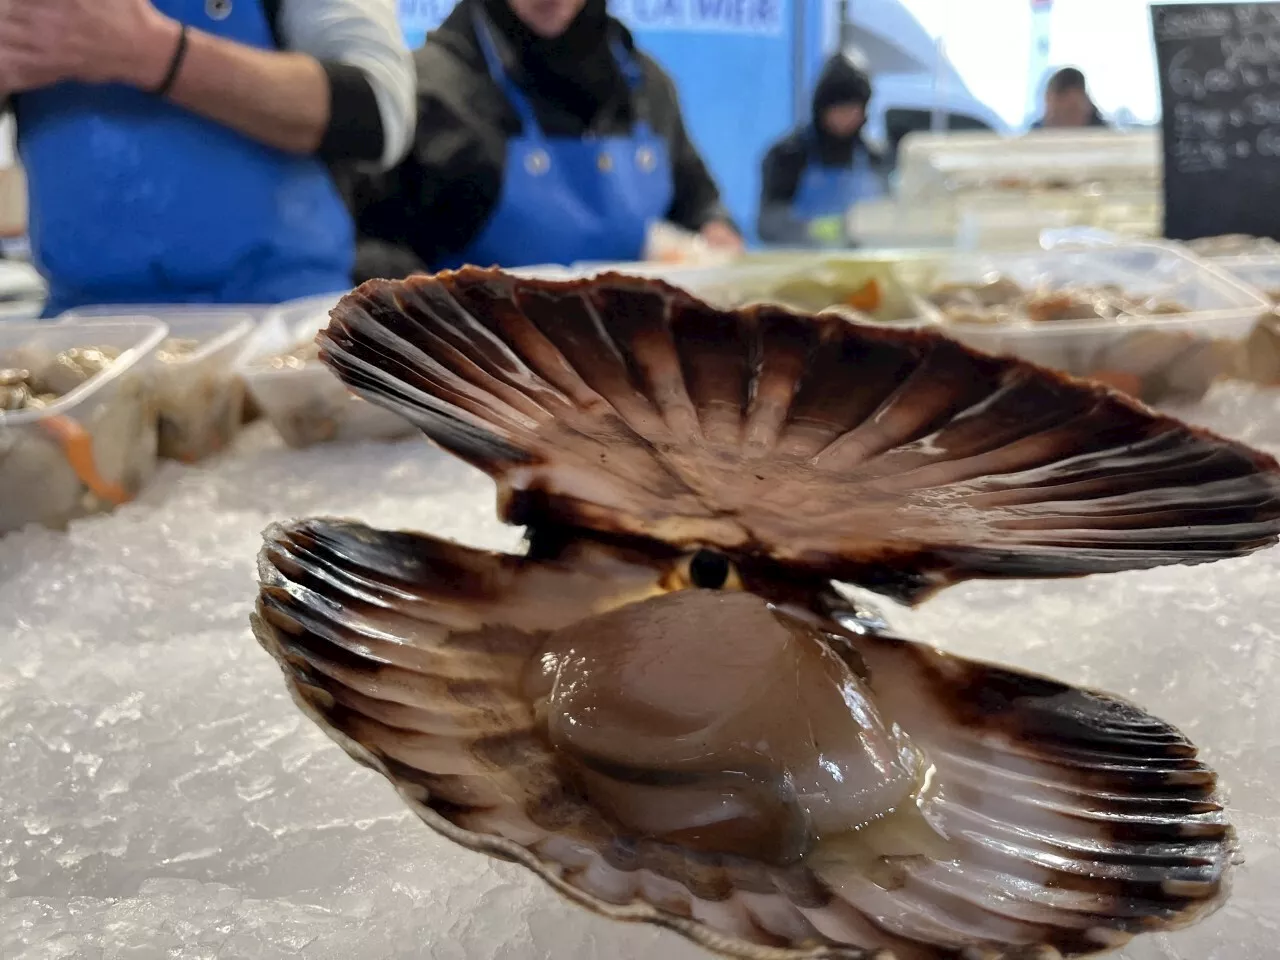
319, 269, 1280, 602
253, 518, 1232, 960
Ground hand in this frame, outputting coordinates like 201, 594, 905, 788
0, 0, 179, 92
699, 220, 744, 253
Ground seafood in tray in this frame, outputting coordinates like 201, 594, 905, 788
916, 245, 1268, 404
253, 269, 1280, 959
928, 277, 1186, 325
655, 256, 923, 326
1211, 256, 1280, 387
724, 260, 917, 324
1, 345, 120, 410
0, 321, 163, 535
58, 308, 255, 462
1187, 234, 1280, 259
150, 320, 251, 462
240, 294, 415, 449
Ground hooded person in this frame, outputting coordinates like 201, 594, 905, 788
757, 53, 887, 247
345, 0, 741, 280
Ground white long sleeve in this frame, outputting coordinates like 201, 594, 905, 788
278, 0, 417, 169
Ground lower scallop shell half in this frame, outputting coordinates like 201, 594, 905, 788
254, 518, 1232, 960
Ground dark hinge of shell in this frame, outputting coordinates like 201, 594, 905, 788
689, 549, 732, 589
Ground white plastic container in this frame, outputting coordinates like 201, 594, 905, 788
569, 259, 795, 289
914, 242, 1269, 403
59, 307, 254, 462
1185, 235, 1280, 260
1091, 189, 1162, 240
61, 302, 275, 324
507, 264, 582, 280
240, 293, 416, 449
1208, 256, 1280, 386
571, 259, 818, 308
847, 198, 955, 249
1212, 256, 1280, 303
0, 164, 25, 240
0, 319, 166, 535
0, 260, 45, 321
572, 256, 932, 324
896, 129, 1161, 203
891, 131, 1164, 251
953, 196, 1087, 252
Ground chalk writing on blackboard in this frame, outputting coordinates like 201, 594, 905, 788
1153, 1, 1280, 240
1154, 4, 1280, 176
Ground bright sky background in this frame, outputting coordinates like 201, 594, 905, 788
894, 0, 1171, 126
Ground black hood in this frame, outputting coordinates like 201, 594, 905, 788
810, 53, 873, 166
813, 54, 872, 117
436, 0, 629, 127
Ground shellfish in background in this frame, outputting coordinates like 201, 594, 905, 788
253, 269, 1280, 959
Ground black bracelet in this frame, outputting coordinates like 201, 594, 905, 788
154, 25, 190, 98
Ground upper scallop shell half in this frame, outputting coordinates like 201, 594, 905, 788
316, 268, 1280, 603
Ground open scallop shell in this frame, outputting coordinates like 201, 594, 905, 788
318, 269, 1280, 603
254, 518, 1233, 960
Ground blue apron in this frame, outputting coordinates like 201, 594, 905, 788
15, 0, 355, 316
790, 128, 885, 242
439, 14, 675, 270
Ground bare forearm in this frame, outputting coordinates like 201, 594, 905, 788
129, 18, 330, 155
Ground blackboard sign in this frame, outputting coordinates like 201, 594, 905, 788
1152, 2, 1280, 241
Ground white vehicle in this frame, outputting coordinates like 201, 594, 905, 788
835, 0, 1009, 157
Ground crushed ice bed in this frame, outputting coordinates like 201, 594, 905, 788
2, 382, 1279, 960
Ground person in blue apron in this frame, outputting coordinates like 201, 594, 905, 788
0, 0, 415, 316
344, 0, 741, 280
757, 54, 888, 248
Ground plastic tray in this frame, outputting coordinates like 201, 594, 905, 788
1210, 256, 1280, 303
61, 302, 276, 324
0, 260, 45, 321
1185, 235, 1280, 260
1209, 256, 1280, 386
507, 264, 583, 280
0, 164, 24, 239
239, 293, 416, 449
60, 307, 255, 462
846, 199, 956, 249
570, 257, 929, 324
897, 129, 1161, 202
952, 195, 1090, 252
912, 242, 1269, 404
0, 319, 166, 535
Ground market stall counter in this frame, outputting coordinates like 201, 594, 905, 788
1, 378, 1279, 959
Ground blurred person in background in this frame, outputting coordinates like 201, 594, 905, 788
347, 0, 741, 280
1032, 67, 1108, 130
757, 53, 887, 248
0, 0, 415, 315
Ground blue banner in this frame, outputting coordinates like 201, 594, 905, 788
621, 0, 802, 240
609, 0, 784, 35
398, 0, 788, 41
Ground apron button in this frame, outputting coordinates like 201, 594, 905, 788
206, 0, 233, 20
636, 147, 656, 172
525, 149, 551, 176
597, 152, 614, 173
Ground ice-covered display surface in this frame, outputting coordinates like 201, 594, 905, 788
3, 384, 1280, 960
